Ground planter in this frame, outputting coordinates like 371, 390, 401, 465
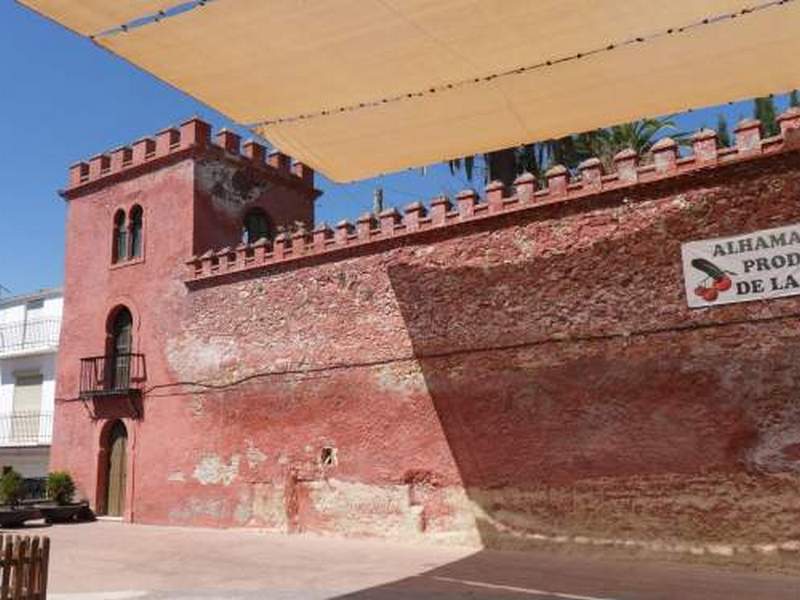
36, 501, 92, 524
0, 508, 41, 528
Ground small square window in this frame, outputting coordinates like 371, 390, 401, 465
320, 447, 337, 467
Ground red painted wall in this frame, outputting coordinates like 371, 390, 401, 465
53, 116, 800, 563
192, 155, 315, 254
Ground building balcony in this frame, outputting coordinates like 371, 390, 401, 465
0, 318, 61, 358
0, 412, 53, 447
79, 353, 146, 398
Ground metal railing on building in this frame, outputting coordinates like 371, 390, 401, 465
0, 412, 53, 447
0, 319, 61, 356
79, 353, 146, 397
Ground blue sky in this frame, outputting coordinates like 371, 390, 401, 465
0, 1, 795, 297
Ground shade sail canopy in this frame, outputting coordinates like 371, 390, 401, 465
19, 0, 800, 181
20, 0, 178, 36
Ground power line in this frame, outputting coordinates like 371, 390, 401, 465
54, 306, 800, 404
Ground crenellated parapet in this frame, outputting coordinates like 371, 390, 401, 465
64, 118, 317, 197
185, 110, 800, 284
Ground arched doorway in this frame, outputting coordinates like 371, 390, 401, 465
103, 420, 128, 517
109, 308, 133, 391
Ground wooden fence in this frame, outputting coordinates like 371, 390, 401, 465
0, 535, 49, 599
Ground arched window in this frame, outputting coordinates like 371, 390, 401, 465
109, 308, 133, 391
113, 210, 127, 263
129, 205, 143, 259
242, 208, 272, 244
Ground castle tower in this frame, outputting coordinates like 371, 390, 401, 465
54, 118, 319, 517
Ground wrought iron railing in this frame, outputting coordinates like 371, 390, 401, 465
0, 412, 52, 446
79, 353, 145, 397
0, 318, 61, 356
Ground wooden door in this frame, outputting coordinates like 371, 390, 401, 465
111, 310, 132, 390
106, 421, 127, 517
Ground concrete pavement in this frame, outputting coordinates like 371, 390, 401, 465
34, 521, 799, 599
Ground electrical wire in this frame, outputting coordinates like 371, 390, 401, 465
55, 306, 800, 404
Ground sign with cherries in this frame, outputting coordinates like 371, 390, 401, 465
682, 223, 800, 308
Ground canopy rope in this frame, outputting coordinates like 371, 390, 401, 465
244, 0, 792, 128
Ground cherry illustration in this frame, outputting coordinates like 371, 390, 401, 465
714, 275, 732, 291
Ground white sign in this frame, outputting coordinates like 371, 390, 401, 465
682, 223, 800, 308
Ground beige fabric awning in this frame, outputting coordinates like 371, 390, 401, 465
19, 0, 800, 181
20, 0, 179, 36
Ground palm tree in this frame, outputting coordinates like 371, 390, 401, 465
449, 116, 682, 186
447, 149, 517, 187
716, 114, 732, 147
570, 118, 687, 171
754, 96, 779, 136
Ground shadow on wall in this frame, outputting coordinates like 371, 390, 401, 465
331, 547, 800, 600
382, 196, 800, 551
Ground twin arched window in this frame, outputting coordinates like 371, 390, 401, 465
113, 205, 143, 263
242, 208, 273, 245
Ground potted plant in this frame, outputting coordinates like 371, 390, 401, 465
46, 471, 75, 505
0, 468, 39, 527
37, 471, 92, 523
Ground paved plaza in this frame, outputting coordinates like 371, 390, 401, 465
35, 521, 799, 599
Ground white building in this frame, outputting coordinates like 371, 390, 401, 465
0, 288, 62, 478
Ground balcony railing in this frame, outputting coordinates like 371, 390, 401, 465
0, 318, 61, 356
79, 353, 145, 397
0, 412, 52, 446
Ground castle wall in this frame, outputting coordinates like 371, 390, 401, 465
52, 113, 800, 563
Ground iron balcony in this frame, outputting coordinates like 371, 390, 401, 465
79, 353, 146, 397
0, 318, 61, 357
0, 411, 53, 446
